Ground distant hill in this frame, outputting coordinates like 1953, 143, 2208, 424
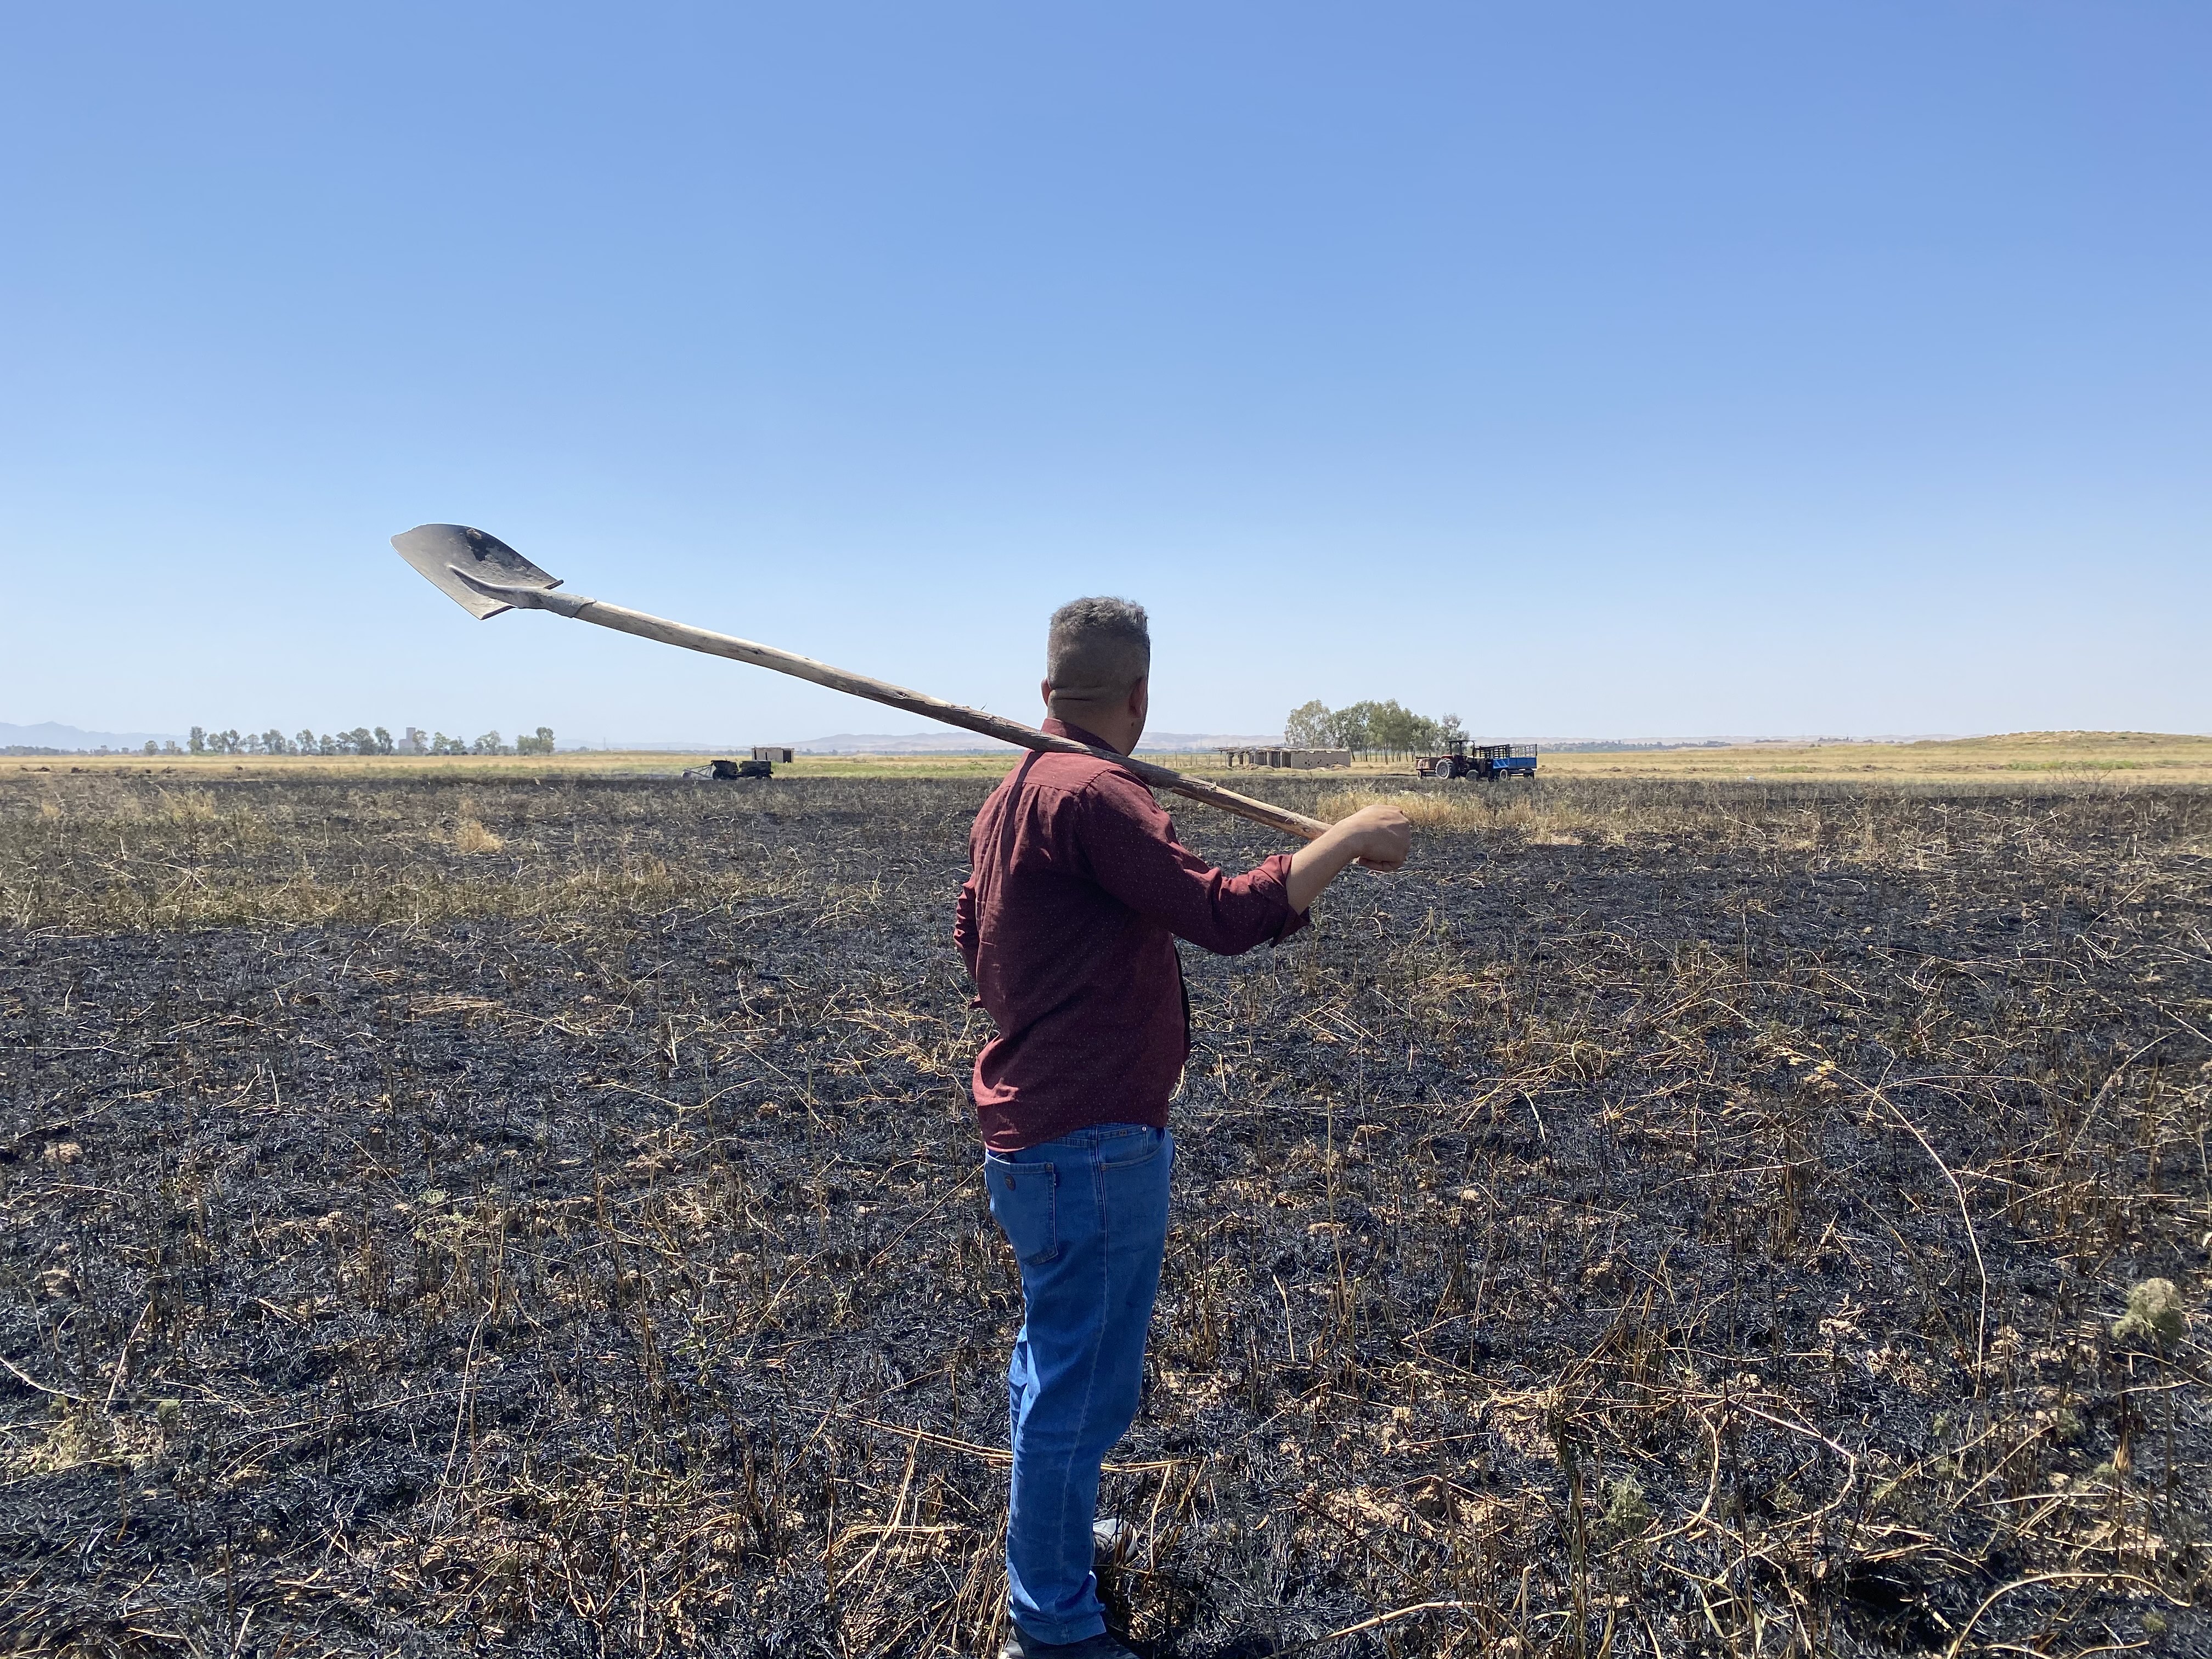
1537, 735, 1967, 750
1136, 732, 1288, 753
1, 720, 181, 753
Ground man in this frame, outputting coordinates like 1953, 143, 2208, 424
954, 597, 1413, 1657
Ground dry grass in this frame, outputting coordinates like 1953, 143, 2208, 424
19, 729, 2210, 790
1227, 731, 2212, 787
0, 774, 814, 930
1319, 788, 1606, 843
1310, 772, 2212, 856
1533, 730, 2212, 785
7, 749, 1032, 783
453, 815, 506, 854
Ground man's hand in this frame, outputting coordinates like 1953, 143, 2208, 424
1285, 803, 1414, 912
1339, 803, 1412, 870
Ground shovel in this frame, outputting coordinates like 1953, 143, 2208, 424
391, 524, 1330, 842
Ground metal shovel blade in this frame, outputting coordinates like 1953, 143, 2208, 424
391, 524, 563, 620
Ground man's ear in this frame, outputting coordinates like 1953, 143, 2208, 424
1040, 678, 1055, 712
1128, 676, 1149, 716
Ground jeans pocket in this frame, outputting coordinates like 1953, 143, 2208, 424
984, 1154, 1058, 1265
1098, 1127, 1163, 1170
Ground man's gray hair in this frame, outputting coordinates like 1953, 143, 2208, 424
1046, 596, 1150, 703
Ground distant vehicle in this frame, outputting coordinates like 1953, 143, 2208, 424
1419, 742, 1538, 781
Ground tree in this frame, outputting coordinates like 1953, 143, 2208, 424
471, 731, 506, 755
1362, 703, 1415, 752
296, 730, 316, 754
1285, 697, 1459, 755
373, 726, 394, 755
1438, 713, 1465, 747
188, 726, 206, 755
1283, 701, 1330, 747
1324, 701, 1383, 754
1366, 700, 1434, 755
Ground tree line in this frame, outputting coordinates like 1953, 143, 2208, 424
1283, 699, 1464, 756
173, 725, 557, 757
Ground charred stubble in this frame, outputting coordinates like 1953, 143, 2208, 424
1, 772, 2208, 1657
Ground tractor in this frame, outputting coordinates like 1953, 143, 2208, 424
1419, 741, 1538, 781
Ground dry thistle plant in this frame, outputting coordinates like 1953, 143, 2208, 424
2112, 1278, 2188, 1349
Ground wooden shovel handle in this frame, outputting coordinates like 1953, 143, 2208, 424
470, 576, 1334, 842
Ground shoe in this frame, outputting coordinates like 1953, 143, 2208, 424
997, 1629, 1136, 1658
994, 1522, 1138, 1656
1092, 1516, 1133, 1567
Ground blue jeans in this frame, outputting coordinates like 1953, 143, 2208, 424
984, 1122, 1173, 1645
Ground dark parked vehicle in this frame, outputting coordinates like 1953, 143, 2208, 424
683, 757, 775, 780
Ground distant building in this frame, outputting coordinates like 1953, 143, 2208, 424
397, 727, 427, 755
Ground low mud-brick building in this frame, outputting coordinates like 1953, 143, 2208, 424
1218, 747, 1352, 769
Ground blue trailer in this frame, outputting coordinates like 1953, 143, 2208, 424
1420, 742, 1538, 781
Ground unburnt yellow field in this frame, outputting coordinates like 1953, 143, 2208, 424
5, 748, 1026, 782
12, 730, 2210, 785
1528, 729, 2212, 782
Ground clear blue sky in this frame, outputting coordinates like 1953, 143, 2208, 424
3, 3, 2205, 746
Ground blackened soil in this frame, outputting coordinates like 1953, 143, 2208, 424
1, 774, 2208, 1657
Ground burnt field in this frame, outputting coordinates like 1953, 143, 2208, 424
2, 771, 2209, 1658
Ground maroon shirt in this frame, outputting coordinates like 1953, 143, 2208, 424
954, 719, 1308, 1152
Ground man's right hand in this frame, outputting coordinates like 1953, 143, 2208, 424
1285, 802, 1415, 911
1340, 804, 1412, 871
